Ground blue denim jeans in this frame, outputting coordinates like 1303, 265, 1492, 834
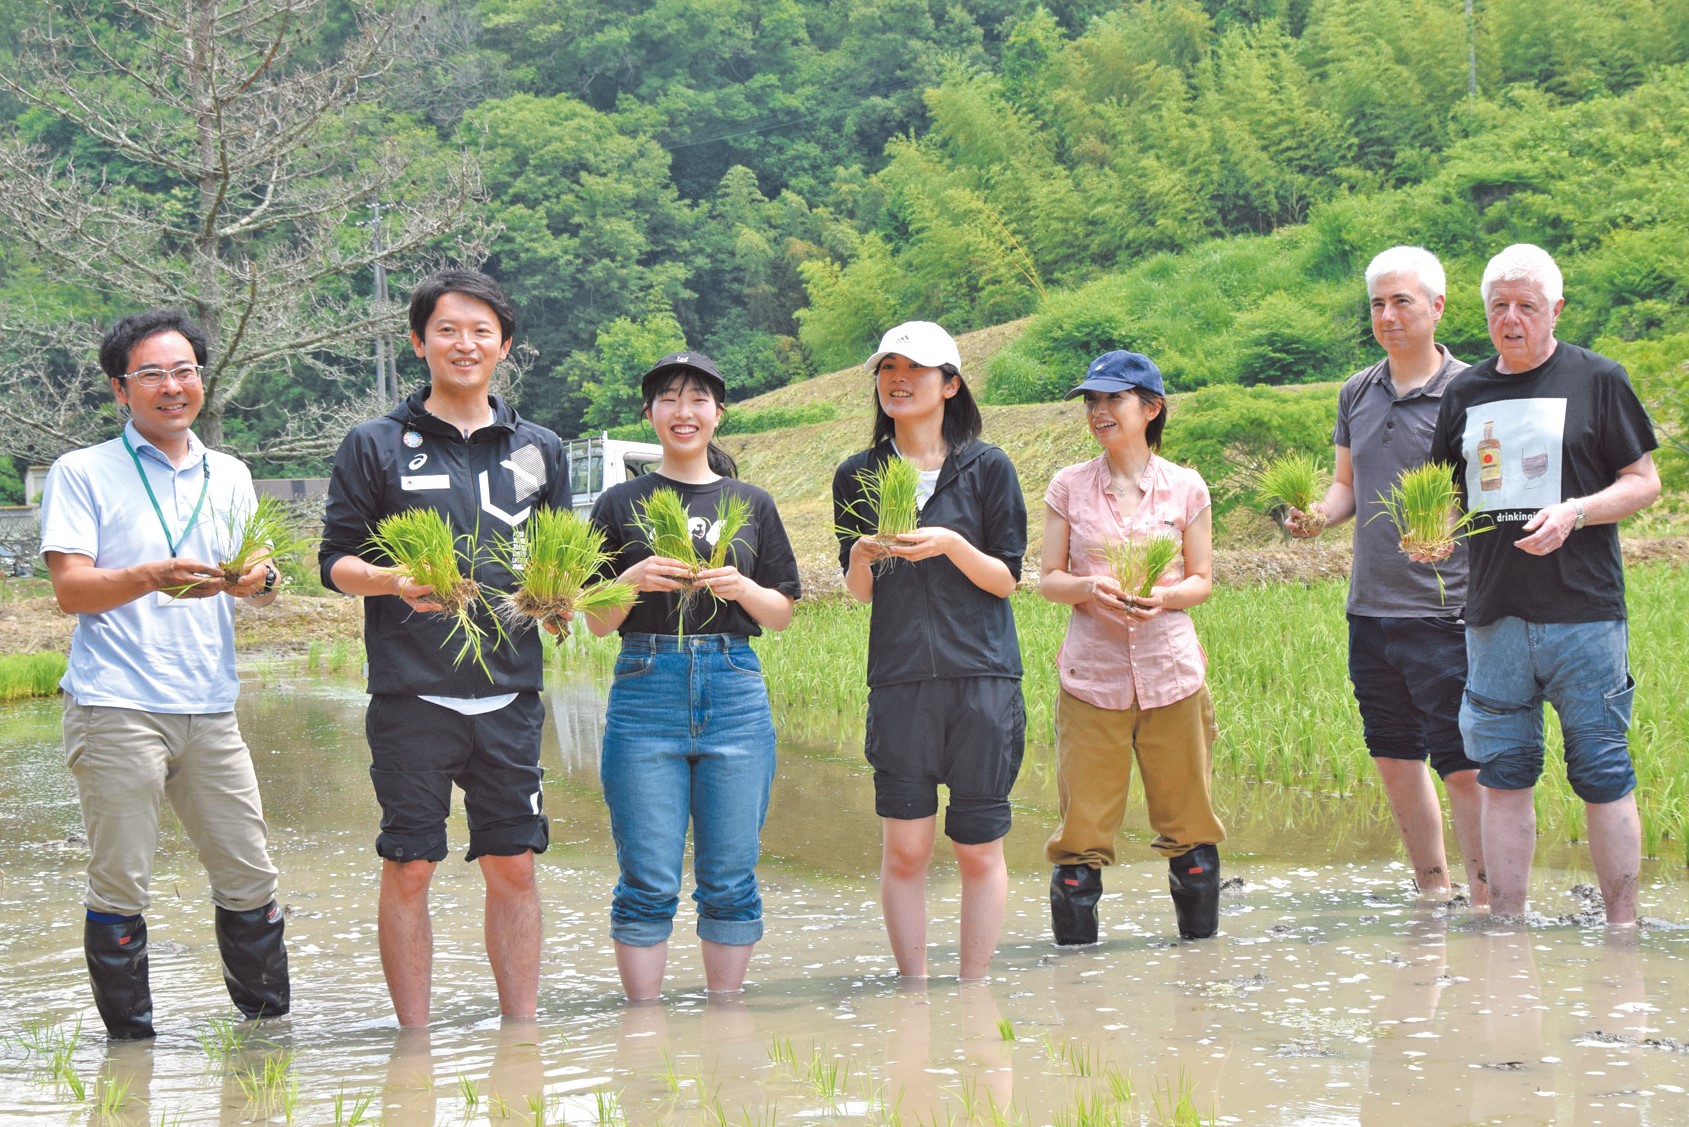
599, 633, 777, 947
1347, 614, 1478, 778
1460, 617, 1637, 802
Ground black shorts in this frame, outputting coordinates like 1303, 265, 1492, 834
864, 677, 1025, 845
366, 693, 549, 863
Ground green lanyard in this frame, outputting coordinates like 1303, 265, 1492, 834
122, 432, 211, 558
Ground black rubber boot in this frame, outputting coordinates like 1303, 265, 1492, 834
1168, 844, 1221, 940
84, 914, 154, 1040
215, 902, 291, 1020
1050, 864, 1103, 946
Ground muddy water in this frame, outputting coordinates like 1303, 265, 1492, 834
4, 671, 1689, 1125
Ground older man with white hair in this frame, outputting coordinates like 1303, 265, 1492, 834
1428, 243, 1660, 924
1290, 246, 1486, 907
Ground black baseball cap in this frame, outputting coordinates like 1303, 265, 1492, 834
640, 351, 726, 398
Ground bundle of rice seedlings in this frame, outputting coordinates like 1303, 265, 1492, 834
834, 457, 922, 571
215, 495, 313, 585
493, 507, 635, 641
367, 508, 494, 675
1371, 461, 1490, 600
1254, 453, 1329, 537
633, 487, 751, 636
1099, 532, 1182, 600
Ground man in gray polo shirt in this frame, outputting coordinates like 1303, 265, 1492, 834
40, 309, 288, 1039
1288, 246, 1487, 906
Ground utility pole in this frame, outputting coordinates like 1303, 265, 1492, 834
370, 199, 401, 406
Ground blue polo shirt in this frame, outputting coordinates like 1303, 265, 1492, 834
39, 422, 257, 713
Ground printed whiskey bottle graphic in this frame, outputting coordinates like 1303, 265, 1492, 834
1478, 420, 1502, 492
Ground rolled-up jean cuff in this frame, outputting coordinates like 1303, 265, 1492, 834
698, 916, 764, 946
610, 918, 676, 948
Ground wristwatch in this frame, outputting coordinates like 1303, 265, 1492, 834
250, 563, 280, 597
1572, 499, 1587, 531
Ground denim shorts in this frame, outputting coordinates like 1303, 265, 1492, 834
1459, 617, 1637, 802
599, 633, 777, 948
1347, 614, 1478, 778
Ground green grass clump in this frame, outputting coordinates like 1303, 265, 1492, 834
1253, 453, 1328, 536
216, 494, 313, 586
0, 652, 67, 700
495, 507, 635, 641
633, 487, 751, 636
367, 508, 493, 676
1100, 533, 1182, 598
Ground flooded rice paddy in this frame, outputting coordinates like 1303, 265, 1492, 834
4, 667, 1689, 1125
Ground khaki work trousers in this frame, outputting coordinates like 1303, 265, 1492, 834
1044, 686, 1225, 866
64, 700, 279, 916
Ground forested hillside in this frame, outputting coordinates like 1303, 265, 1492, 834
0, 0, 1684, 490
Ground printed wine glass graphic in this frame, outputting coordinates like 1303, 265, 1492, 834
1521, 441, 1549, 490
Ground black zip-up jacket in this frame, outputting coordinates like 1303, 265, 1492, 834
319, 388, 571, 697
833, 438, 1026, 687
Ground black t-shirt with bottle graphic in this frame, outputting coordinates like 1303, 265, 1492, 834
589, 472, 801, 636
1429, 342, 1656, 626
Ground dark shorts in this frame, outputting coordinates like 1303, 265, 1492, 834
1347, 614, 1480, 778
367, 693, 549, 864
864, 676, 1025, 845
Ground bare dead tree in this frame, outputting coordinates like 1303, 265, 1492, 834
0, 0, 491, 460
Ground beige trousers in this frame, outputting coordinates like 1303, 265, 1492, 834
1044, 686, 1225, 865
64, 700, 278, 915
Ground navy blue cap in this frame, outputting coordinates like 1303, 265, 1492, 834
1065, 350, 1164, 399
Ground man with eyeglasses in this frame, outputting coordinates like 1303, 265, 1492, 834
39, 308, 289, 1039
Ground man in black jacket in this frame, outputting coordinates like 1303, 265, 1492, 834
319, 270, 570, 1025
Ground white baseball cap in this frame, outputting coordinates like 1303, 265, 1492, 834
863, 321, 962, 374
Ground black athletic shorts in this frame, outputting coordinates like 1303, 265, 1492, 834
366, 692, 549, 863
864, 676, 1025, 844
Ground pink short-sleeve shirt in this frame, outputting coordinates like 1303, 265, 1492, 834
1045, 454, 1210, 711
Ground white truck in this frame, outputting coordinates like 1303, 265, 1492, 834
565, 434, 662, 515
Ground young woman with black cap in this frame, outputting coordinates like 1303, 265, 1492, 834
585, 352, 801, 999
1038, 350, 1226, 945
832, 321, 1028, 981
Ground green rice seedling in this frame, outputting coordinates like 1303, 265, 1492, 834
593, 1088, 627, 1126
367, 508, 496, 676
767, 1036, 797, 1067
493, 507, 635, 641
216, 494, 312, 585
196, 1014, 251, 1062
332, 1087, 376, 1126
1150, 1069, 1211, 1126
1254, 453, 1328, 537
94, 1074, 133, 1118
1370, 461, 1490, 601
1099, 533, 1182, 599
632, 487, 751, 636
997, 1018, 1016, 1041
839, 457, 921, 547
234, 1050, 296, 1120
1104, 1064, 1134, 1103
456, 1073, 480, 1112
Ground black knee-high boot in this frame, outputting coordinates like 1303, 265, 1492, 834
215, 902, 291, 1020
1168, 844, 1221, 940
1050, 864, 1103, 946
84, 914, 155, 1040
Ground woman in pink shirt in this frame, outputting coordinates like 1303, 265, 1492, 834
1038, 350, 1225, 944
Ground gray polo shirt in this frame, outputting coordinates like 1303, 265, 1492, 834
1333, 345, 1469, 617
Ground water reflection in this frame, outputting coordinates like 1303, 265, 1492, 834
3, 672, 1689, 1125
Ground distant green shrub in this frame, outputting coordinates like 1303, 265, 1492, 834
720, 404, 837, 435
0, 652, 66, 700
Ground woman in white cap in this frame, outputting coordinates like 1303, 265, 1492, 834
1039, 350, 1225, 944
832, 321, 1028, 980
586, 352, 802, 999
